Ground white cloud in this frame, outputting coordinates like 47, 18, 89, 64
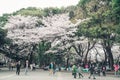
0, 0, 79, 15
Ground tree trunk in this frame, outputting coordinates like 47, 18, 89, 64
102, 38, 114, 70
104, 52, 108, 65
84, 50, 89, 63
66, 58, 69, 68
106, 47, 114, 70
84, 41, 96, 63
103, 48, 108, 65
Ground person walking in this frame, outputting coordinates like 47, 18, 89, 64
16, 61, 21, 75
49, 62, 53, 75
102, 65, 106, 76
8, 61, 11, 71
113, 63, 119, 76
32, 63, 36, 70
88, 64, 96, 79
53, 62, 56, 75
25, 60, 29, 75
11, 62, 14, 71
72, 64, 77, 78
77, 65, 84, 78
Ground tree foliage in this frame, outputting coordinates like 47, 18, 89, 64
0, 14, 10, 27
0, 28, 10, 46
75, 0, 120, 69
37, 41, 51, 66
13, 7, 64, 17
112, 0, 120, 24
69, 11, 74, 19
0, 0, 120, 68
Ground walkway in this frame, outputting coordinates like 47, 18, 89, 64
0, 69, 120, 80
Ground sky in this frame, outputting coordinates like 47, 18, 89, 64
0, 0, 79, 16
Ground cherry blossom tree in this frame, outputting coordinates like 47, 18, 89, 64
3, 13, 77, 61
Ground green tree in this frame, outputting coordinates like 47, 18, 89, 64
0, 28, 15, 59
0, 28, 7, 45
38, 41, 51, 66
112, 0, 120, 24
74, 0, 120, 69
0, 14, 9, 27
77, 0, 90, 18
69, 11, 74, 19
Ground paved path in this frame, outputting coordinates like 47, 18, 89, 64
0, 69, 120, 80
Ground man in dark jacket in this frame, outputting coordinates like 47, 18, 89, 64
16, 61, 21, 75
88, 64, 96, 79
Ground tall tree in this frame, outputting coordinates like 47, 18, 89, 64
38, 41, 51, 66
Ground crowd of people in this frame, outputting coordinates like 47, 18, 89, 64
6, 60, 120, 79
45, 62, 108, 79
71, 63, 106, 79
7, 60, 34, 75
71, 62, 120, 79
49, 62, 56, 75
16, 60, 29, 75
